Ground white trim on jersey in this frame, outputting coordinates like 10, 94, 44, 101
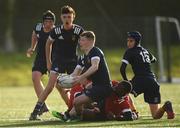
91, 56, 100, 61
122, 108, 131, 113
49, 36, 55, 42
74, 27, 81, 35
122, 59, 129, 64
36, 23, 42, 31
61, 25, 63, 29
76, 65, 83, 69
55, 27, 61, 34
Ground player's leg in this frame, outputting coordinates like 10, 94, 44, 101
32, 71, 49, 114
149, 103, 164, 119
32, 71, 44, 97
39, 72, 58, 102
55, 64, 70, 106
56, 84, 70, 105
29, 71, 58, 120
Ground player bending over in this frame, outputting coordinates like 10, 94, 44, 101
51, 31, 113, 121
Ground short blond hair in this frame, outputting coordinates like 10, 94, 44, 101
80, 31, 96, 42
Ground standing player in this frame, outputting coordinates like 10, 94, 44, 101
55, 31, 113, 121
29, 5, 83, 120
120, 31, 175, 119
26, 10, 55, 115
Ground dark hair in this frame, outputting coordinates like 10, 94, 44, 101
127, 31, 142, 46
119, 81, 132, 93
43, 10, 56, 22
61, 5, 75, 17
80, 31, 96, 41
113, 80, 132, 97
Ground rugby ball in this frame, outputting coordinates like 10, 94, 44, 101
57, 74, 74, 88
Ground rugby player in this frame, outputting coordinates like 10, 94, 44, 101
29, 5, 83, 120
120, 31, 175, 119
52, 31, 113, 121
26, 10, 55, 115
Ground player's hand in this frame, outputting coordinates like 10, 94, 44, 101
47, 62, 52, 71
73, 76, 83, 85
26, 48, 34, 58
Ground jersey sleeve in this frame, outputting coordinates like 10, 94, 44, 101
122, 49, 132, 64
149, 51, 157, 63
49, 28, 56, 41
89, 48, 102, 61
33, 23, 43, 34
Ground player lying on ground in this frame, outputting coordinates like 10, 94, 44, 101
120, 31, 175, 119
26, 10, 55, 115
52, 80, 138, 121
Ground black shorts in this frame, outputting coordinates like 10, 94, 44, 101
51, 61, 77, 74
32, 60, 47, 75
84, 85, 113, 102
131, 76, 161, 104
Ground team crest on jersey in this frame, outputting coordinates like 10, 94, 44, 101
72, 35, 76, 42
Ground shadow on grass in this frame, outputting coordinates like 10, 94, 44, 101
0, 118, 180, 127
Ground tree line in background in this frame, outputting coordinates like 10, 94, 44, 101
0, 0, 180, 52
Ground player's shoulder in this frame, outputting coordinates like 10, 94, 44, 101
73, 24, 83, 30
34, 23, 43, 32
73, 24, 84, 35
90, 47, 104, 56
52, 25, 62, 34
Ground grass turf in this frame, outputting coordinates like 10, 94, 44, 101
0, 84, 180, 127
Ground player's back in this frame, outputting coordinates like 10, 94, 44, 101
127, 46, 155, 77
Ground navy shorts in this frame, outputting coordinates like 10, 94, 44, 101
131, 76, 161, 104
51, 61, 77, 74
84, 85, 113, 102
32, 60, 47, 75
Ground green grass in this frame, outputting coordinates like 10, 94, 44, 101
0, 84, 180, 127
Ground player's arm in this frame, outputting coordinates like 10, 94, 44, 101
46, 37, 53, 71
71, 65, 83, 77
81, 57, 99, 78
74, 57, 100, 83
149, 53, 157, 63
120, 50, 131, 81
120, 62, 128, 81
26, 31, 37, 57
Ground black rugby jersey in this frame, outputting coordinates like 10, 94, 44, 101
34, 23, 52, 62
78, 47, 111, 86
49, 24, 84, 63
122, 46, 156, 76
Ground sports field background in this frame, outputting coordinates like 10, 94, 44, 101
0, 49, 180, 127
0, 84, 180, 127
1, 0, 180, 127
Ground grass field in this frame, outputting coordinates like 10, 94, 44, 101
0, 48, 180, 127
0, 84, 180, 127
